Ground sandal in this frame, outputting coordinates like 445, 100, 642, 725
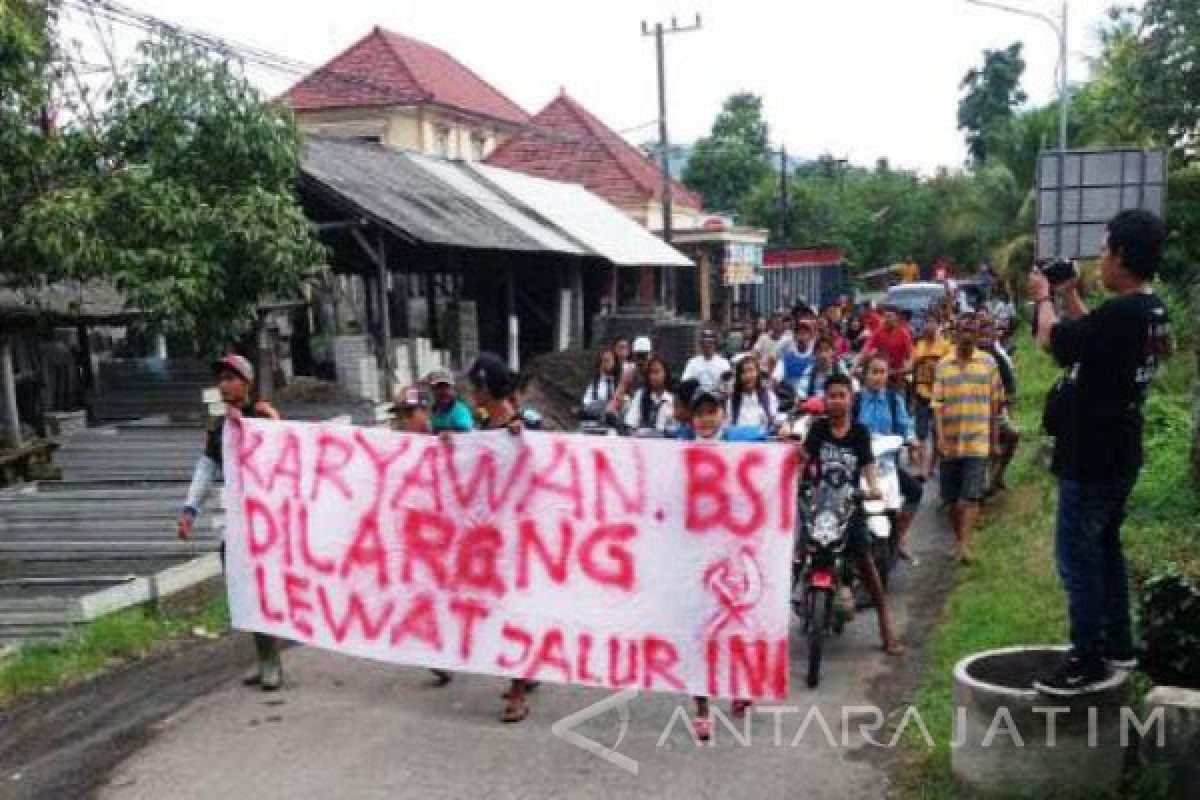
694, 715, 712, 742
732, 699, 752, 718
501, 696, 530, 723
884, 640, 906, 656
429, 669, 453, 687
502, 680, 539, 700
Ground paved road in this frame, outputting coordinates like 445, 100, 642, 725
95, 507, 951, 800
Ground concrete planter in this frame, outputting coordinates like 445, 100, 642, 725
1141, 686, 1200, 799
952, 645, 1132, 797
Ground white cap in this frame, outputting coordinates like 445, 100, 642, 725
632, 336, 653, 354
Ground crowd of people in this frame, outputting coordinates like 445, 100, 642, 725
580, 289, 1019, 563
177, 283, 1020, 733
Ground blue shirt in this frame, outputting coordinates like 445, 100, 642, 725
856, 388, 915, 440
430, 400, 475, 433
674, 423, 696, 441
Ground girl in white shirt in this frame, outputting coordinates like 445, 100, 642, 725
581, 349, 619, 412
727, 355, 778, 432
625, 356, 675, 434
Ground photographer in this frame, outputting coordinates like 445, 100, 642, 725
1029, 210, 1172, 697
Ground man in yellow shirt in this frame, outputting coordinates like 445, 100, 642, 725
933, 313, 1004, 564
912, 315, 952, 479
898, 256, 920, 284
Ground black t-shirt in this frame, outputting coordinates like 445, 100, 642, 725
204, 403, 261, 464
804, 417, 875, 487
1050, 292, 1170, 481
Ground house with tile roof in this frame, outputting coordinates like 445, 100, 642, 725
283, 26, 529, 160
486, 90, 705, 230
488, 91, 768, 323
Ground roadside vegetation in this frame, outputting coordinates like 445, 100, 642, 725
0, 595, 229, 708
895, 288, 1199, 799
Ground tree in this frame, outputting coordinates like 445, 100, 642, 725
12, 35, 324, 354
0, 1, 86, 284
683, 92, 771, 212
1131, 0, 1200, 161
957, 43, 1028, 164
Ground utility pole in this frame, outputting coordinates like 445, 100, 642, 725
642, 14, 701, 246
966, 0, 1070, 254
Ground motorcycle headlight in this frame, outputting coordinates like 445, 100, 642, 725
812, 510, 841, 546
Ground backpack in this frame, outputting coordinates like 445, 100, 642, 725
853, 390, 901, 435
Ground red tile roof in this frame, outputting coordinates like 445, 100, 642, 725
284, 26, 530, 127
485, 91, 704, 211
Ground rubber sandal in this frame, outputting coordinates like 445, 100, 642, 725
732, 699, 752, 718
884, 640, 906, 656
503, 680, 538, 700
694, 715, 712, 742
430, 669, 453, 687
501, 697, 530, 724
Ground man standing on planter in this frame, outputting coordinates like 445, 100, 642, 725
1030, 210, 1172, 697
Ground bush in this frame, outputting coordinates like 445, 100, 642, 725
1139, 565, 1200, 689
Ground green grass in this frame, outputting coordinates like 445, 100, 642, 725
894, 329, 1199, 800
0, 594, 229, 708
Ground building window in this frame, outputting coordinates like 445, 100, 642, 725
470, 132, 487, 160
433, 125, 451, 157
356, 135, 382, 145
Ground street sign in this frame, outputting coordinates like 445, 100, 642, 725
1036, 148, 1167, 260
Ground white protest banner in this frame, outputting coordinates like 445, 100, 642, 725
223, 418, 799, 700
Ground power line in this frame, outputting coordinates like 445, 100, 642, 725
61, 0, 682, 157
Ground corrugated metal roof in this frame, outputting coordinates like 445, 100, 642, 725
0, 280, 133, 323
405, 152, 587, 256
470, 163, 694, 268
302, 136, 556, 253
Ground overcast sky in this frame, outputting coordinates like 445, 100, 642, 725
62, 0, 1135, 173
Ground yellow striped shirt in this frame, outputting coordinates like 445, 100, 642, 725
932, 350, 1004, 459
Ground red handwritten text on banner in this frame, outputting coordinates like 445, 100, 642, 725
223, 419, 798, 700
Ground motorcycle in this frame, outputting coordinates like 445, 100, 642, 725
863, 434, 905, 591
793, 464, 861, 689
576, 405, 623, 436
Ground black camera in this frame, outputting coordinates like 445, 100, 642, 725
1037, 258, 1078, 287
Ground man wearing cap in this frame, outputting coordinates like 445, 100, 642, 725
177, 354, 286, 691
426, 369, 474, 433
681, 329, 732, 391
391, 385, 433, 434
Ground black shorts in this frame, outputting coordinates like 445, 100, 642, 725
940, 457, 988, 504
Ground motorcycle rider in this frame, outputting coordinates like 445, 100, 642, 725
609, 335, 653, 413
803, 373, 904, 655
799, 336, 848, 399
855, 354, 923, 563
581, 349, 619, 416
728, 354, 779, 434
681, 329, 732, 390
625, 356, 675, 435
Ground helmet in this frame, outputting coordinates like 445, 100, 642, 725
799, 396, 827, 416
